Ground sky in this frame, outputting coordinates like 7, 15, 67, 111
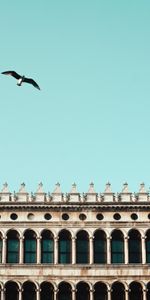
0, 0, 150, 194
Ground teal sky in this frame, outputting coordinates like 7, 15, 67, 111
0, 0, 150, 193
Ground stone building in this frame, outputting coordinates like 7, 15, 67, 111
0, 181, 150, 300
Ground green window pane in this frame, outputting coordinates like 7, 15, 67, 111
25, 240, 36, 251
25, 253, 36, 263
43, 240, 53, 251
7, 252, 19, 263
42, 253, 54, 263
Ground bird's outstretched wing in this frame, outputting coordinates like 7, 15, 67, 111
1, 71, 21, 80
24, 77, 40, 90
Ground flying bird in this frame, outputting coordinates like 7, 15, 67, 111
1, 71, 40, 90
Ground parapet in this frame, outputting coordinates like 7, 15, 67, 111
0, 182, 149, 203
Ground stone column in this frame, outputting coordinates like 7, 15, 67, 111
2, 238, 7, 264
89, 237, 94, 264
54, 289, 58, 300
37, 237, 41, 264
142, 237, 146, 264
107, 288, 111, 300
54, 237, 59, 264
124, 236, 129, 264
1, 288, 5, 300
143, 289, 147, 300
72, 237, 76, 264
19, 237, 24, 264
36, 288, 40, 300
18, 289, 22, 300
90, 289, 94, 300
72, 289, 76, 300
107, 237, 111, 264
125, 289, 129, 300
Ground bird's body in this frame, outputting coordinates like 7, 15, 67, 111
1, 71, 40, 90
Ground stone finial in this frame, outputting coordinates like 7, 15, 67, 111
18, 183, 27, 193
88, 182, 95, 193
1, 182, 9, 193
104, 182, 112, 193
139, 182, 146, 193
53, 182, 61, 194
122, 182, 129, 193
70, 183, 78, 193
36, 182, 44, 193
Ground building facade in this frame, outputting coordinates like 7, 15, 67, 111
0, 181, 150, 300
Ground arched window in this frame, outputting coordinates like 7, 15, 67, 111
94, 230, 107, 264
111, 230, 124, 263
41, 230, 54, 263
76, 282, 90, 300
111, 282, 125, 300
40, 282, 54, 300
6, 230, 19, 263
24, 230, 37, 263
129, 282, 143, 300
146, 230, 150, 263
76, 231, 89, 264
0, 233, 3, 263
58, 230, 71, 264
128, 230, 142, 263
94, 282, 107, 300
22, 281, 36, 300
146, 282, 150, 300
58, 282, 72, 300
5, 281, 19, 300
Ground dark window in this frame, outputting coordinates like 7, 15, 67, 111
111, 282, 125, 300
131, 213, 138, 220
146, 230, 150, 263
5, 281, 19, 300
113, 213, 121, 220
76, 231, 89, 264
44, 213, 52, 220
24, 230, 37, 263
79, 214, 86, 221
111, 230, 124, 263
41, 230, 54, 263
128, 230, 142, 263
94, 230, 107, 263
10, 213, 18, 220
0, 235, 2, 263
58, 282, 72, 300
7, 230, 19, 263
22, 282, 36, 300
76, 282, 90, 300
62, 213, 69, 221
40, 282, 54, 300
96, 213, 104, 220
58, 230, 71, 264
94, 282, 107, 300
129, 282, 143, 300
